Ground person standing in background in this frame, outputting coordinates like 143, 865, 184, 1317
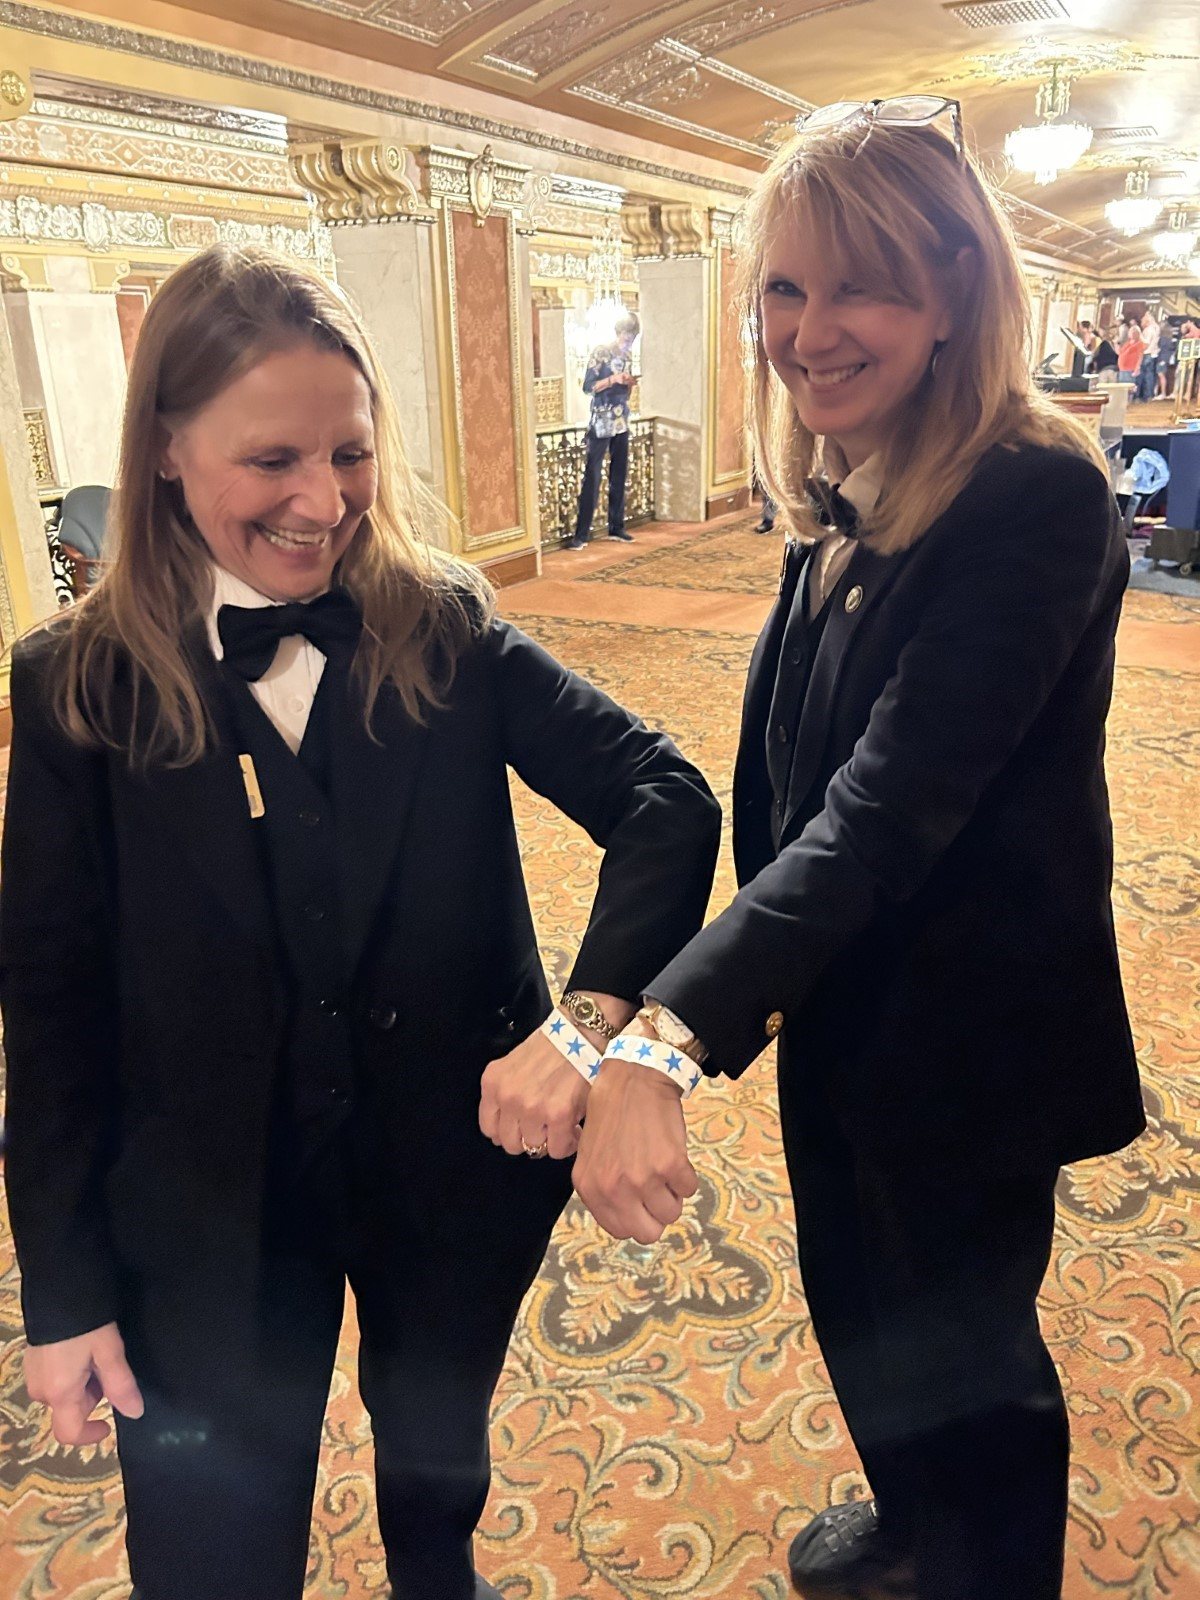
1117, 320, 1144, 387
566, 312, 640, 550
1138, 309, 1160, 401
1156, 320, 1178, 399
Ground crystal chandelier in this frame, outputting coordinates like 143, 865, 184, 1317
1105, 163, 1160, 237
583, 217, 627, 346
1152, 210, 1198, 264
1004, 65, 1093, 185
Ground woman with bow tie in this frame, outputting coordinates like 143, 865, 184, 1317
0, 245, 719, 1600
573, 99, 1144, 1600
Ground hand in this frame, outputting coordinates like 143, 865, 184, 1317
572, 1051, 698, 1243
25, 1322, 145, 1445
479, 1029, 592, 1160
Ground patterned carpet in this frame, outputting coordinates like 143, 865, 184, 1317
1, 528, 1198, 1599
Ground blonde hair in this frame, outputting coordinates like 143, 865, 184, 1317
736, 120, 1104, 553
50, 244, 492, 765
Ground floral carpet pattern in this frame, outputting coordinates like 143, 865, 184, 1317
1, 531, 1198, 1599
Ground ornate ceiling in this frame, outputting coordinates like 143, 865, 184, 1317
21, 0, 1200, 273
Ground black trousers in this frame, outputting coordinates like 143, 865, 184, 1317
573, 428, 629, 541
783, 1068, 1068, 1600
115, 1129, 566, 1600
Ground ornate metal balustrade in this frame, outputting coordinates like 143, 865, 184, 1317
535, 416, 656, 547
533, 376, 564, 428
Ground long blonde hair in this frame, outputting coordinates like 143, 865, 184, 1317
51, 244, 492, 765
735, 118, 1103, 552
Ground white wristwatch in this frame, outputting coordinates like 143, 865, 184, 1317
637, 1001, 708, 1064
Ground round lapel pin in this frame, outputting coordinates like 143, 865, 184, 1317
845, 585, 863, 614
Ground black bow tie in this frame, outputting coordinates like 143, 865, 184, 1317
217, 588, 362, 682
804, 477, 861, 537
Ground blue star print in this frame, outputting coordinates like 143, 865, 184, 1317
665, 1052, 682, 1073
549, 1018, 565, 1035
567, 1038, 584, 1057
637, 1042, 655, 1060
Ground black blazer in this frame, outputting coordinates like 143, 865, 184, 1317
649, 444, 1144, 1169
0, 615, 720, 1346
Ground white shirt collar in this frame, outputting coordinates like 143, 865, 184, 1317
836, 452, 884, 519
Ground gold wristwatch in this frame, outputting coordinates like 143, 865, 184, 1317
637, 1001, 708, 1064
559, 991, 619, 1041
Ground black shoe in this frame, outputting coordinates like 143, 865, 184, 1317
607, 530, 633, 542
787, 1500, 915, 1598
753, 521, 775, 534
565, 538, 587, 550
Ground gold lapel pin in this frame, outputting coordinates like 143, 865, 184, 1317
239, 753, 265, 819
845, 585, 864, 614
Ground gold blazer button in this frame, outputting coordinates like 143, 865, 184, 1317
845, 585, 863, 614
765, 1010, 785, 1038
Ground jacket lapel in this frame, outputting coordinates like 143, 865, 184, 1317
733, 539, 812, 883
326, 666, 430, 984
135, 650, 276, 962
781, 541, 911, 837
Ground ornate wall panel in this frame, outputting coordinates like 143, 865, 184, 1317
445, 206, 523, 547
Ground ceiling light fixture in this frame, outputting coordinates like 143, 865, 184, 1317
1004, 64, 1093, 185
1105, 162, 1161, 236
1152, 210, 1198, 264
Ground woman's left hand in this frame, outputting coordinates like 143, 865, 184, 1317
479, 1032, 591, 1159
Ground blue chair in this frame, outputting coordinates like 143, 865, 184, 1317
56, 484, 111, 595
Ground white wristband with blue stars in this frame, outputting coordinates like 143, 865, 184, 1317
540, 1009, 603, 1082
601, 1033, 704, 1097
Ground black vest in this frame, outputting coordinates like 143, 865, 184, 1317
221, 652, 357, 1146
765, 556, 834, 851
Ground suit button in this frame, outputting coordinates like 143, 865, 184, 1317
369, 1005, 398, 1031
845, 585, 863, 614
765, 1010, 785, 1038
299, 809, 321, 828
317, 998, 341, 1017
790, 649, 803, 665
329, 1086, 349, 1102
775, 723, 789, 743
303, 903, 327, 922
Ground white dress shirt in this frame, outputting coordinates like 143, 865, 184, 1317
808, 452, 884, 618
205, 566, 328, 756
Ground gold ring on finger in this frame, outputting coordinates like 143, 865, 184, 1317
521, 1136, 549, 1159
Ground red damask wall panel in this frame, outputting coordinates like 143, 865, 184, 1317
451, 209, 521, 540
715, 248, 745, 480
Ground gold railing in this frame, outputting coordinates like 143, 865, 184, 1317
534, 376, 564, 428
535, 417, 656, 548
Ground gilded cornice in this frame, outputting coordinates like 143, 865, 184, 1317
291, 139, 434, 225
0, 2, 749, 201
0, 102, 303, 196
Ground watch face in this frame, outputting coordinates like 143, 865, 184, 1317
654, 1010, 692, 1049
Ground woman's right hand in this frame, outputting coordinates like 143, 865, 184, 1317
24, 1322, 145, 1445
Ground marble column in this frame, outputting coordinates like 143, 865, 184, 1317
330, 220, 450, 535
28, 257, 127, 489
638, 257, 709, 524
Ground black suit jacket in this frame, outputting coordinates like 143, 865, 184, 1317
649, 444, 1144, 1169
1, 615, 721, 1346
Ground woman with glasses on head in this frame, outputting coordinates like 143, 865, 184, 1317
571, 97, 1143, 1600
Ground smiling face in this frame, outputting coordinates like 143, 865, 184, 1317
759, 223, 953, 470
160, 341, 378, 602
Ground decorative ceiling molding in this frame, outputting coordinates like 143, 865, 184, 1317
283, 0, 507, 47
0, 2, 750, 199
658, 38, 814, 113
935, 37, 1198, 89
570, 87, 772, 157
